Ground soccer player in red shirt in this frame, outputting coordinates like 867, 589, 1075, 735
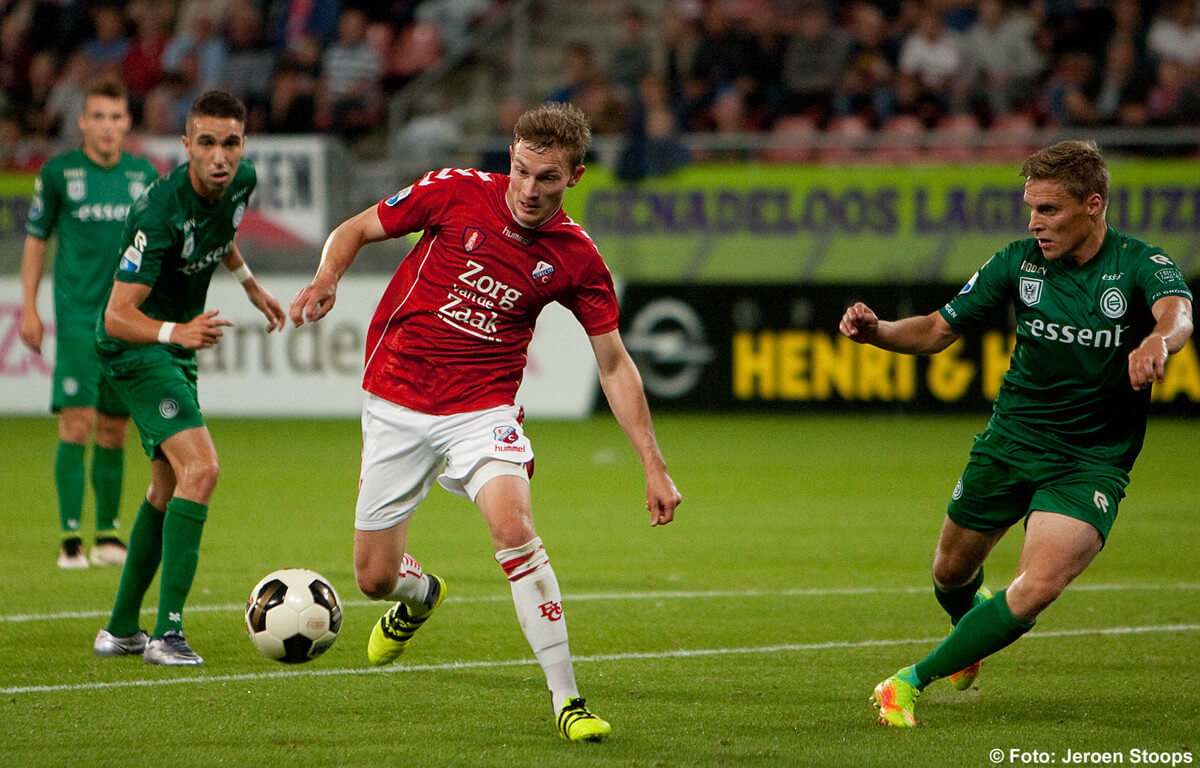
289, 102, 682, 741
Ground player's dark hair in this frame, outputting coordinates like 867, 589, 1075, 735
84, 75, 127, 103
187, 90, 247, 127
1021, 140, 1110, 204
513, 102, 591, 169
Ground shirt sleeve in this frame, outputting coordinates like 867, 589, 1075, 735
558, 243, 620, 336
375, 170, 457, 238
939, 247, 1015, 332
115, 194, 179, 287
24, 165, 60, 240
1130, 248, 1193, 306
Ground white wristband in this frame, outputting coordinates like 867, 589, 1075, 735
157, 322, 176, 344
232, 263, 253, 283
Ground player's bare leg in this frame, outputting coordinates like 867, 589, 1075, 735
477, 471, 610, 741
360, 522, 445, 664
931, 518, 1007, 690
1005, 511, 1103, 623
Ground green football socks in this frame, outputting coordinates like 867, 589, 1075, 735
154, 498, 208, 638
107, 500, 165, 637
934, 567, 985, 625
55, 441, 86, 535
911, 588, 1034, 688
91, 445, 124, 535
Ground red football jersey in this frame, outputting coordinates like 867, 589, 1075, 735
364, 168, 620, 415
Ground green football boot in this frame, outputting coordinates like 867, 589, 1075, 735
872, 675, 920, 727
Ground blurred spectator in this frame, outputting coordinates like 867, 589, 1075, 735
661, 0, 704, 96
320, 8, 383, 138
962, 0, 1043, 114
479, 94, 523, 174
1040, 50, 1094, 126
162, 9, 228, 91
576, 73, 630, 135
414, 0, 490, 56
16, 50, 58, 138
609, 6, 653, 98
547, 41, 597, 105
83, 5, 131, 72
121, 4, 172, 112
268, 60, 318, 133
140, 83, 178, 135
265, 0, 342, 50
617, 73, 687, 181
1, 12, 35, 104
42, 50, 91, 147
835, 2, 898, 122
690, 4, 757, 91
1093, 37, 1151, 126
1147, 0, 1200, 69
1146, 59, 1200, 125
219, 0, 276, 129
897, 8, 964, 115
781, 1, 853, 119
0, 112, 48, 171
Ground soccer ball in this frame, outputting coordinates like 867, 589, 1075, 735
245, 568, 342, 664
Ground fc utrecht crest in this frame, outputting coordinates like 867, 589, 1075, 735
532, 260, 555, 283
463, 227, 486, 252
1019, 277, 1043, 306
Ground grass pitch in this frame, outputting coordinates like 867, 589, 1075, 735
1, 413, 1196, 768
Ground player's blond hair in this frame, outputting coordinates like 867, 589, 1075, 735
1021, 140, 1110, 204
512, 102, 591, 169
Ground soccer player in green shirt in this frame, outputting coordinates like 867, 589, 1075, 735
91, 91, 285, 665
839, 141, 1194, 727
20, 77, 159, 569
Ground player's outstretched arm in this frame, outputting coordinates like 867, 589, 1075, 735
222, 245, 285, 332
589, 330, 682, 527
839, 303, 959, 355
1129, 296, 1193, 390
105, 281, 232, 349
290, 205, 390, 326
18, 235, 48, 354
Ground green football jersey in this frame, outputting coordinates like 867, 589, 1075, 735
25, 150, 158, 336
940, 228, 1193, 469
96, 159, 257, 359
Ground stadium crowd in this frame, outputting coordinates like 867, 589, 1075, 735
3, 0, 1200, 171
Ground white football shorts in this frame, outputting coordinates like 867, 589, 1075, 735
355, 393, 533, 531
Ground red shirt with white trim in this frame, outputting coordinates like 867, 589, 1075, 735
365, 168, 619, 415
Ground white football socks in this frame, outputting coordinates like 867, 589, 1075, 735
385, 553, 434, 614
496, 537, 578, 711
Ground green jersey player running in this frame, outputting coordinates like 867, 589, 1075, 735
92, 91, 285, 666
20, 77, 158, 569
839, 140, 1194, 727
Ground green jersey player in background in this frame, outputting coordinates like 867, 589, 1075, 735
92, 91, 285, 666
839, 140, 1194, 728
19, 77, 158, 570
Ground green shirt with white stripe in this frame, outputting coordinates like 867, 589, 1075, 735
939, 228, 1192, 470
97, 159, 256, 359
25, 150, 158, 337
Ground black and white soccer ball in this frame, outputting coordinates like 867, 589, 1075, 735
245, 568, 342, 664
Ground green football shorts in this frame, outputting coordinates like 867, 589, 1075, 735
946, 427, 1128, 542
52, 333, 128, 416
102, 346, 204, 458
